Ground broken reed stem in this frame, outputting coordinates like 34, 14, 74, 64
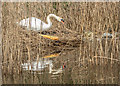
94, 56, 119, 62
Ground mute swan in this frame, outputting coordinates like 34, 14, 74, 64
17, 14, 64, 31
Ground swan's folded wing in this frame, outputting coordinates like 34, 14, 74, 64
30, 17, 46, 31
19, 18, 30, 29
19, 17, 47, 31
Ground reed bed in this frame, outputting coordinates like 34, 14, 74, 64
1, 2, 120, 84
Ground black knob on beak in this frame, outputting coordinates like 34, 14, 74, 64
61, 19, 64, 22
61, 19, 64, 24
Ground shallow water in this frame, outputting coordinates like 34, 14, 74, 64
2, 39, 120, 84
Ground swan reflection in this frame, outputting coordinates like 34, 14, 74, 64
21, 53, 66, 75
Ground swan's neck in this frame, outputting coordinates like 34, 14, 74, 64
47, 14, 58, 26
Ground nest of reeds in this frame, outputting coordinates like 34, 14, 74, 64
17, 26, 83, 49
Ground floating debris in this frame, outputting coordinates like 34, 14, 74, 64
102, 33, 113, 38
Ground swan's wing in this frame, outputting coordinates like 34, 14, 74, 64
19, 17, 48, 31
31, 17, 48, 31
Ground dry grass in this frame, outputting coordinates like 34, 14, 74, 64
1, 2, 120, 84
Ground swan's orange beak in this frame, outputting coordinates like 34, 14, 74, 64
61, 21, 64, 24
61, 19, 64, 24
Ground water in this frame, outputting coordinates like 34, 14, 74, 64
2, 39, 120, 84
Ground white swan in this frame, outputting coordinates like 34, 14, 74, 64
17, 14, 64, 31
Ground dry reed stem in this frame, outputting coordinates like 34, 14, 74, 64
26, 45, 31, 62
94, 56, 119, 62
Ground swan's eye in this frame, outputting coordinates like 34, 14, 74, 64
61, 19, 64, 24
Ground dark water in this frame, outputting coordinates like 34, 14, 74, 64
2, 39, 120, 84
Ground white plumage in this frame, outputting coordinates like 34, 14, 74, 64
18, 17, 50, 31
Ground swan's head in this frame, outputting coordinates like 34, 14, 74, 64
48, 14, 64, 24
57, 17, 64, 24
